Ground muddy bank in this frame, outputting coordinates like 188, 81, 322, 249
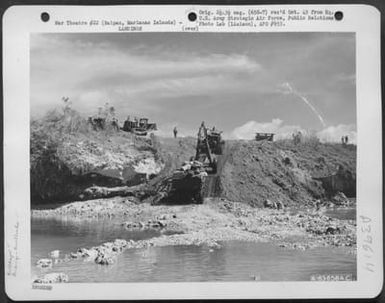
33, 198, 356, 269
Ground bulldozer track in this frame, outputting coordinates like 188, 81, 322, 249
203, 142, 232, 198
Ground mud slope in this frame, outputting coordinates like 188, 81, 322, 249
151, 136, 196, 179
219, 140, 356, 207
145, 136, 196, 192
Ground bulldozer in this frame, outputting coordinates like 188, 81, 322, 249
152, 122, 224, 205
122, 117, 157, 136
255, 132, 274, 141
194, 122, 225, 174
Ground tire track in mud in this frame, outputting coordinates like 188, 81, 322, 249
203, 142, 232, 198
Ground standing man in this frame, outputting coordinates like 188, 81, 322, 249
297, 131, 302, 144
173, 126, 178, 138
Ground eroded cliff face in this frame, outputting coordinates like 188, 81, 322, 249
30, 110, 165, 204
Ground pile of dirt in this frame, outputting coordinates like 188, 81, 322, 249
218, 140, 356, 208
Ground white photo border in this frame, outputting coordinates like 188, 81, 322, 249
3, 4, 382, 300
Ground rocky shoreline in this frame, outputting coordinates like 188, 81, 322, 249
32, 197, 356, 282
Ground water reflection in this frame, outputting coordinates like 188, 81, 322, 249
31, 216, 160, 263
324, 207, 356, 221
32, 217, 356, 282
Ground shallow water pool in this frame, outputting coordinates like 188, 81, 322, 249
324, 207, 356, 221
31, 216, 356, 282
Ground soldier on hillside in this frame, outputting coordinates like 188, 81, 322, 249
111, 117, 119, 131
62, 97, 71, 114
297, 131, 302, 143
173, 126, 178, 138
293, 131, 302, 145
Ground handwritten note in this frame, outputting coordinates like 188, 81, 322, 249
360, 215, 375, 273
6, 221, 20, 277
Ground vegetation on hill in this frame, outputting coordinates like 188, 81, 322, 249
30, 108, 163, 203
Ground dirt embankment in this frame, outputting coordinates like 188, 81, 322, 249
30, 108, 199, 204
147, 136, 196, 183
30, 110, 165, 204
31, 108, 355, 208
218, 140, 356, 208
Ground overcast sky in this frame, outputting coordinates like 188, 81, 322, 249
31, 32, 356, 142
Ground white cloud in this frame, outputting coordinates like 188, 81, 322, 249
31, 35, 262, 84
31, 34, 265, 117
317, 124, 356, 144
230, 118, 304, 140
231, 119, 356, 144
30, 34, 356, 137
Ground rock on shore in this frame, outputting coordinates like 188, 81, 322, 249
33, 198, 356, 268
36, 258, 53, 268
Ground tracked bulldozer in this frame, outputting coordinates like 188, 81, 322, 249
194, 122, 225, 174
152, 122, 225, 205
122, 117, 157, 136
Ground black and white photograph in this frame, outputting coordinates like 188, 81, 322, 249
30, 32, 357, 283
2, 4, 382, 300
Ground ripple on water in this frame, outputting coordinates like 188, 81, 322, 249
324, 207, 356, 221
32, 218, 356, 282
